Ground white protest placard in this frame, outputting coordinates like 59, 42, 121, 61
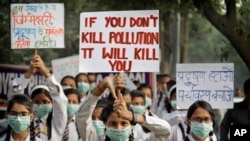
51, 55, 79, 82
10, 3, 64, 49
79, 10, 159, 72
176, 63, 234, 109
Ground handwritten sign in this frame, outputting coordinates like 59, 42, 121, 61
10, 3, 64, 49
79, 10, 159, 72
51, 55, 79, 82
176, 63, 234, 109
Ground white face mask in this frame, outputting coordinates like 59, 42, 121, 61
77, 82, 90, 94
89, 82, 96, 90
191, 122, 213, 139
171, 100, 177, 109
105, 126, 132, 141
145, 97, 152, 107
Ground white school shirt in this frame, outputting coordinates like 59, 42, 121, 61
10, 74, 68, 141
167, 121, 217, 141
67, 117, 80, 141
10, 134, 42, 141
0, 133, 42, 141
76, 93, 172, 141
154, 95, 167, 118
186, 134, 217, 141
161, 110, 187, 126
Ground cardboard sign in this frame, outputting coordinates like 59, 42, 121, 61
10, 3, 64, 49
176, 63, 234, 109
79, 10, 159, 72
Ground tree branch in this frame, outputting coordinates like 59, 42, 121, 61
225, 0, 237, 22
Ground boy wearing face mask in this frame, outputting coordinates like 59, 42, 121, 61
76, 74, 171, 141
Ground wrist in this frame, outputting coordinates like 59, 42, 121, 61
24, 71, 33, 78
92, 82, 105, 97
41, 69, 50, 77
131, 111, 137, 125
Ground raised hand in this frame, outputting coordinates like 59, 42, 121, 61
94, 73, 125, 99
113, 91, 132, 121
31, 55, 50, 78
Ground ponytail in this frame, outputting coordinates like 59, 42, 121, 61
46, 111, 53, 139
184, 126, 190, 141
5, 125, 11, 141
129, 129, 134, 141
30, 121, 35, 141
209, 131, 214, 141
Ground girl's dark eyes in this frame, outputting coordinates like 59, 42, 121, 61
109, 122, 116, 126
121, 121, 129, 126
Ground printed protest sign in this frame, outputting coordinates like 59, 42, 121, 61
176, 63, 234, 109
10, 3, 64, 49
79, 10, 159, 72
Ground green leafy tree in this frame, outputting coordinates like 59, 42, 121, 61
193, 0, 250, 71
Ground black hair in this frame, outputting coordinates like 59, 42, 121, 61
130, 90, 145, 105
87, 73, 97, 83
167, 79, 176, 91
185, 100, 215, 141
107, 87, 130, 102
137, 83, 153, 98
75, 73, 89, 82
46, 111, 52, 139
96, 99, 108, 109
30, 88, 52, 102
30, 86, 53, 140
6, 94, 35, 141
132, 80, 140, 87
63, 88, 80, 104
243, 78, 250, 95
157, 78, 176, 108
169, 88, 176, 99
60, 75, 77, 88
163, 80, 176, 113
101, 102, 134, 141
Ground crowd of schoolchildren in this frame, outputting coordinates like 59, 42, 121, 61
1, 54, 250, 141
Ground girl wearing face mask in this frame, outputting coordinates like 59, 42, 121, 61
161, 85, 187, 126
63, 88, 81, 141
75, 73, 90, 102
5, 94, 41, 141
9, 54, 68, 141
137, 83, 156, 117
60, 75, 78, 90
168, 100, 217, 141
92, 100, 108, 141
130, 90, 151, 140
76, 74, 171, 141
